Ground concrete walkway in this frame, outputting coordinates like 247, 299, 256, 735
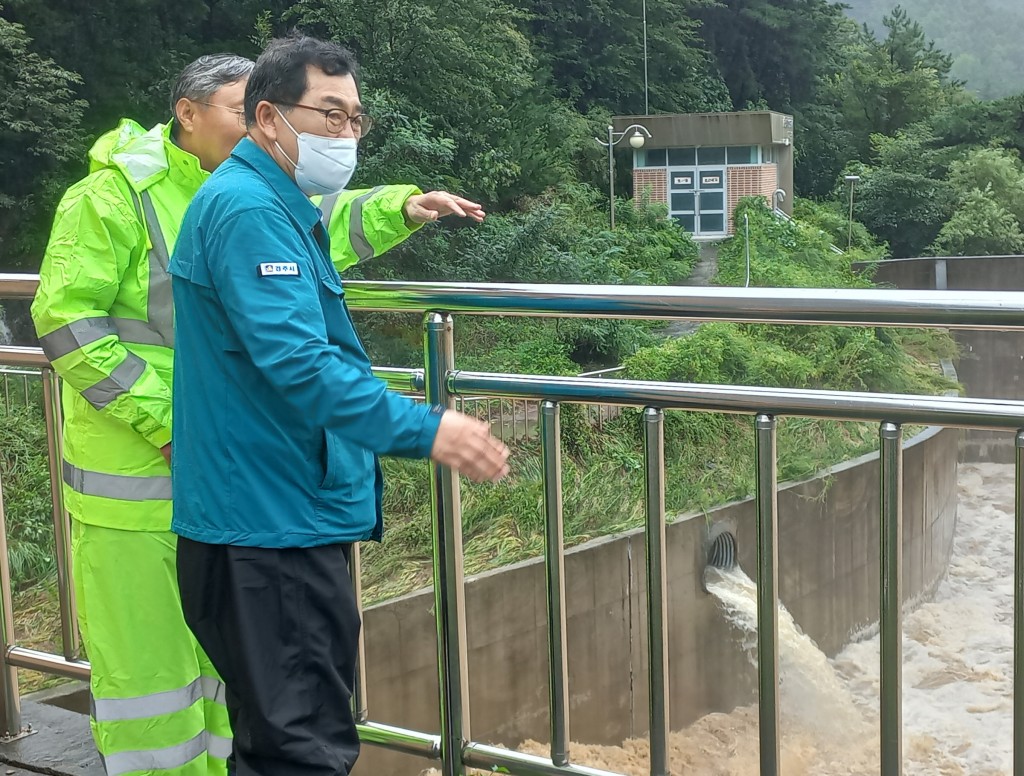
661, 241, 720, 338
0, 694, 102, 776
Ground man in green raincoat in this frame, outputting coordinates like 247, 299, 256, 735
31, 53, 483, 776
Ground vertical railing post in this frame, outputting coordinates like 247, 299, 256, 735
541, 401, 570, 767
40, 368, 79, 660
0, 473, 23, 738
424, 313, 469, 776
643, 408, 670, 776
879, 422, 904, 776
349, 543, 368, 724
1014, 430, 1024, 776
754, 414, 780, 776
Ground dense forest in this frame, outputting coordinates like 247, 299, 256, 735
0, 0, 1001, 620
844, 0, 1024, 98
2, 0, 1024, 280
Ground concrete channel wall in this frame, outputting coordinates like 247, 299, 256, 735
356, 425, 959, 775
861, 255, 1024, 463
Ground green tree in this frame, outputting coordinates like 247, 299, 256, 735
843, 0, 1024, 99
1, 0, 291, 135
0, 9, 85, 270
930, 189, 1024, 256
840, 7, 955, 155
511, 0, 729, 116
289, 0, 591, 205
855, 165, 957, 259
946, 147, 1024, 224
695, 0, 850, 112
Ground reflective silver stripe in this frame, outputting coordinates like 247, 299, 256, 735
102, 731, 206, 776
126, 188, 175, 349
200, 676, 227, 706
80, 351, 146, 410
91, 677, 226, 723
349, 186, 385, 263
63, 460, 172, 501
38, 317, 118, 361
139, 191, 175, 347
93, 678, 202, 722
207, 733, 233, 760
112, 317, 170, 348
320, 192, 341, 227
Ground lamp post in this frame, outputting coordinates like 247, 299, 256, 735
642, 0, 649, 114
595, 124, 652, 229
845, 174, 860, 251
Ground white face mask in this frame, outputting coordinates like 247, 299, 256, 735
274, 107, 357, 197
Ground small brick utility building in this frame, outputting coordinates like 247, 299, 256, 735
613, 111, 794, 239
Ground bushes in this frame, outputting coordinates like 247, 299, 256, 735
0, 401, 54, 588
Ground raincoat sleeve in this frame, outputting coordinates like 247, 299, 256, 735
318, 185, 424, 273
209, 206, 441, 457
30, 172, 173, 449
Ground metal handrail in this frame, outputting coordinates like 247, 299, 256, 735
7, 274, 1024, 327
1, 275, 1023, 776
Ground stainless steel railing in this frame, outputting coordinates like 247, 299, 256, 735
1, 274, 1024, 776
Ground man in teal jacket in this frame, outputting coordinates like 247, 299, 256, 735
34, 51, 488, 776
170, 35, 509, 775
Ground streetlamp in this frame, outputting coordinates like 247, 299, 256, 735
845, 174, 861, 251
595, 124, 652, 229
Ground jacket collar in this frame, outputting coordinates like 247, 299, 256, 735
231, 138, 320, 231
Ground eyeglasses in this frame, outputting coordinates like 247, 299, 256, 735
276, 102, 373, 136
197, 102, 246, 128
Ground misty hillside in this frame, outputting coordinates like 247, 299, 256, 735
843, 0, 1024, 98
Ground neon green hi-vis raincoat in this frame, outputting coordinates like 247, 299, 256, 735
31, 118, 424, 775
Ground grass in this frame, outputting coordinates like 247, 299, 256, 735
13, 582, 72, 693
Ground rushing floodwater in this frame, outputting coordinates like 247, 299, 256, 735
0, 306, 10, 346
505, 462, 1014, 776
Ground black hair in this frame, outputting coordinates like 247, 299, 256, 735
244, 33, 359, 126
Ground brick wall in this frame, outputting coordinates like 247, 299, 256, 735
633, 168, 667, 205
726, 164, 778, 234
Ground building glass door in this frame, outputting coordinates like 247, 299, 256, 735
668, 166, 728, 238
695, 168, 726, 236
668, 168, 696, 233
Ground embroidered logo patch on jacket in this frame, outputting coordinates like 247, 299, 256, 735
257, 262, 300, 277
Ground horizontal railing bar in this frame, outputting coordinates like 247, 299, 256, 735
6, 275, 1024, 329
0, 347, 423, 394
372, 367, 424, 394
7, 647, 89, 680
341, 283, 1024, 329
463, 742, 623, 776
0, 275, 40, 299
0, 347, 48, 369
449, 372, 1024, 431
357, 720, 441, 759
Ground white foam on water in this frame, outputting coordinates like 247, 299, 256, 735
695, 461, 1015, 775
704, 565, 867, 739
834, 461, 1015, 775
0, 307, 10, 346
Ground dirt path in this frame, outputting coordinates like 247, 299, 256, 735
660, 242, 720, 338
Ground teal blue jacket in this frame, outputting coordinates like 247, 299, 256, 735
168, 139, 442, 547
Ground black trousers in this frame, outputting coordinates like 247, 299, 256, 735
177, 537, 361, 776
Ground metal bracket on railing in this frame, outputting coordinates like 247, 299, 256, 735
0, 722, 35, 743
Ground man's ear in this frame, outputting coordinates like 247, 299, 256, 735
254, 101, 279, 142
175, 98, 197, 136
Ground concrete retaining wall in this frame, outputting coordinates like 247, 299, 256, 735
355, 425, 959, 774
860, 255, 1024, 462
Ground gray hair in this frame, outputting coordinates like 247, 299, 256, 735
170, 53, 255, 120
